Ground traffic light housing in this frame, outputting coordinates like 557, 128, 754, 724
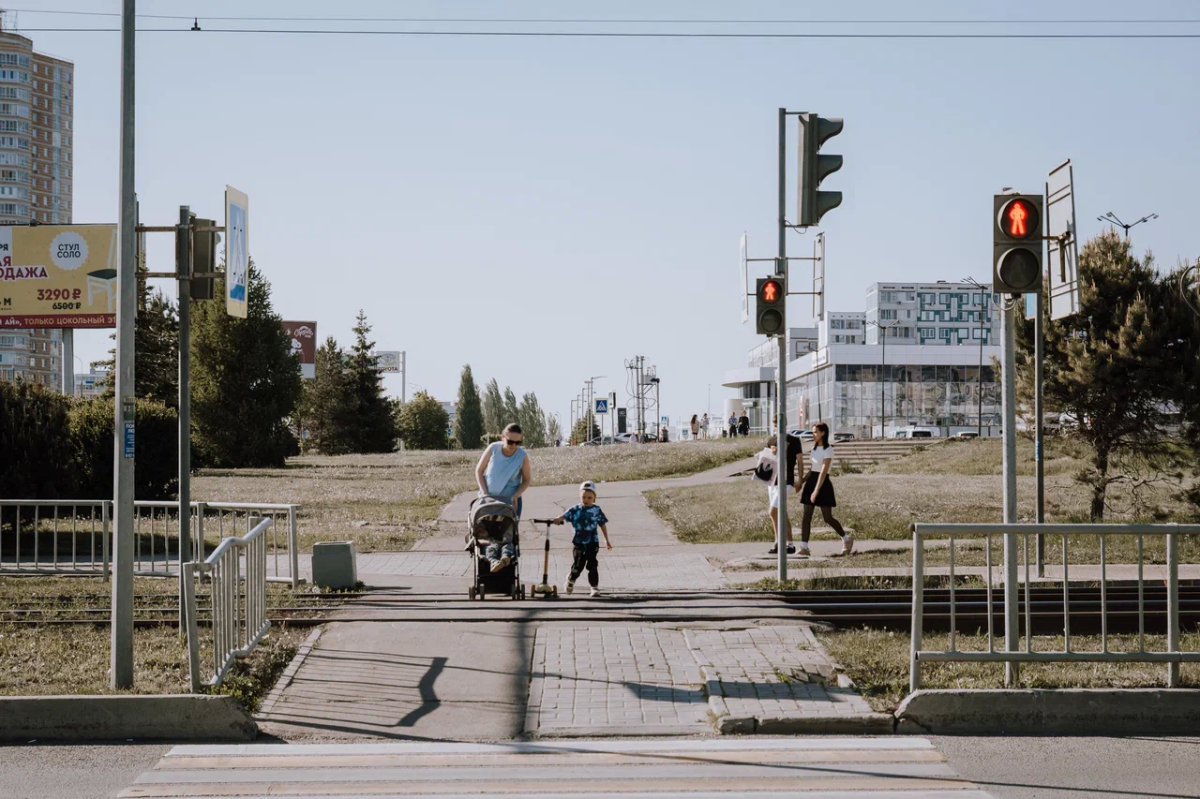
190, 217, 219, 300
798, 113, 844, 227
756, 276, 786, 336
992, 194, 1044, 294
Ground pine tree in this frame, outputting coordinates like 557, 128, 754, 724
1037, 231, 1176, 519
395, 390, 450, 450
190, 261, 303, 467
517, 391, 548, 448
345, 310, 397, 453
481, 378, 504, 439
546, 412, 562, 446
300, 337, 355, 455
503, 386, 520, 430
453, 364, 485, 450
572, 416, 600, 445
95, 284, 179, 407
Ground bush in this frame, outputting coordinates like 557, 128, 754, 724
68, 397, 178, 500
0, 382, 75, 498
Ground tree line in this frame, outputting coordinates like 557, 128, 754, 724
451, 366, 561, 451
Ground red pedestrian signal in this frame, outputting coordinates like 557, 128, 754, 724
998, 198, 1040, 241
760, 279, 781, 303
993, 194, 1044, 294
755, 276, 786, 335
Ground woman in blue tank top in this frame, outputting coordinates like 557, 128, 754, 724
475, 422, 531, 517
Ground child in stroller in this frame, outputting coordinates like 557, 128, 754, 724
465, 495, 523, 600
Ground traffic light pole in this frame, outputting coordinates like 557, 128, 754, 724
776, 108, 789, 584
1001, 296, 1020, 687
177, 206, 192, 635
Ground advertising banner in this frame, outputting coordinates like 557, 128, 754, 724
225, 186, 249, 319
0, 224, 119, 329
282, 320, 318, 379
374, 350, 402, 373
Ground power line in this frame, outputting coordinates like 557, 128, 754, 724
14, 28, 1200, 39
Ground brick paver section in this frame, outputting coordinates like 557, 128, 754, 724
527, 626, 710, 734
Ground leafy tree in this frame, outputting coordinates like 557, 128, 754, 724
190, 261, 303, 468
518, 391, 548, 448
454, 364, 485, 450
300, 337, 355, 455
395, 390, 450, 450
345, 310, 397, 453
95, 284, 179, 407
546, 412, 562, 446
503, 386, 520, 429
482, 378, 504, 439
1034, 231, 1177, 519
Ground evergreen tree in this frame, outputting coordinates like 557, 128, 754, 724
395, 391, 450, 450
453, 364, 485, 450
300, 337, 355, 455
546, 411, 562, 446
503, 386, 521, 430
190, 261, 303, 467
481, 378, 504, 439
1034, 231, 1176, 519
345, 310, 397, 453
517, 391, 548, 448
95, 284, 179, 407
571, 416, 600, 445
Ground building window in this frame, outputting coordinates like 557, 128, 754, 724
880, 309, 897, 320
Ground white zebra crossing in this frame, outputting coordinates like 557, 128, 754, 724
119, 738, 995, 798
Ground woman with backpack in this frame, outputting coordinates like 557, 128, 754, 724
754, 432, 802, 555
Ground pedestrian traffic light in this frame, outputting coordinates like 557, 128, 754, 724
992, 194, 1045, 294
756, 276, 786, 336
798, 113, 844, 227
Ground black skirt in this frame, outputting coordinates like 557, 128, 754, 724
799, 471, 836, 507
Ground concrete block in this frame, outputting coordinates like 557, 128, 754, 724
896, 689, 1200, 735
716, 714, 756, 734
756, 713, 894, 735
312, 540, 357, 589
0, 695, 257, 742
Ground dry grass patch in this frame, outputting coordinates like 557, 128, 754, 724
193, 441, 759, 553
816, 628, 1200, 713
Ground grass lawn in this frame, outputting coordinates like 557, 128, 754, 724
815, 628, 1200, 713
194, 439, 760, 552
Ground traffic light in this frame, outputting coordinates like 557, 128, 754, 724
756, 276, 786, 336
190, 217, 219, 299
992, 194, 1045, 294
798, 113, 844, 227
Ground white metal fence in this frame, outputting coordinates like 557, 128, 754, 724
182, 515, 272, 692
910, 522, 1200, 692
0, 499, 300, 587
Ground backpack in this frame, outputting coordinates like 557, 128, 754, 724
752, 449, 776, 483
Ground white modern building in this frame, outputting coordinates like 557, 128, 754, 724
865, 281, 998, 346
722, 327, 818, 435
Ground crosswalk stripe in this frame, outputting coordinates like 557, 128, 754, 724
119, 739, 994, 798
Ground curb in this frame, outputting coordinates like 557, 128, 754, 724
0, 695, 257, 742
897, 688, 1200, 735
256, 626, 322, 720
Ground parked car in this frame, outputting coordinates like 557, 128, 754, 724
789, 429, 814, 442
832, 432, 855, 443
953, 431, 980, 441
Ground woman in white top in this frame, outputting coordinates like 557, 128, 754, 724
799, 422, 854, 557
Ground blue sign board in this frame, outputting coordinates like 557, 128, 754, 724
594, 398, 609, 414
123, 422, 135, 459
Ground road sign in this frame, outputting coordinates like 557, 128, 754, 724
739, 233, 749, 323
1046, 160, 1081, 320
374, 351, 402, 373
0, 224, 118, 329
283, 321, 317, 379
225, 186, 249, 318
594, 398, 609, 414
661, 415, 668, 425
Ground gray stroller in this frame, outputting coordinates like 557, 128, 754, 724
465, 495, 524, 600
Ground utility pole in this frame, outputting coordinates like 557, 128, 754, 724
111, 0, 136, 690
176, 207, 192, 629
867, 320, 898, 438
1001, 296, 1020, 687
401, 351, 406, 404
962, 277, 990, 437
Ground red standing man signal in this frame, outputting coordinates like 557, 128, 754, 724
1007, 200, 1029, 238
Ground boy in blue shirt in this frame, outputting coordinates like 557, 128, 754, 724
552, 481, 613, 597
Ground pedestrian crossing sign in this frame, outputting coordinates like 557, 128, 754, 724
594, 398, 609, 414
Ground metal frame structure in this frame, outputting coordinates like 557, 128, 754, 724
0, 500, 111, 577
182, 515, 272, 692
909, 522, 1200, 692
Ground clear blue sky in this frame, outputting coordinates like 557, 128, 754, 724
26, 0, 1200, 430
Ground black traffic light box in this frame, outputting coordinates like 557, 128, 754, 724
190, 218, 219, 299
992, 194, 1044, 295
755, 276, 786, 336
798, 114, 844, 227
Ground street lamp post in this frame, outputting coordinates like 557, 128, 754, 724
866, 320, 899, 439
1097, 211, 1158, 239
963, 278, 993, 437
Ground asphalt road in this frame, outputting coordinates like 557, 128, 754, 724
0, 742, 168, 799
934, 735, 1200, 799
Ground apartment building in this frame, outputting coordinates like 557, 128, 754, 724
865, 281, 997, 346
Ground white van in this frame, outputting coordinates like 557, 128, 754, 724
894, 426, 938, 439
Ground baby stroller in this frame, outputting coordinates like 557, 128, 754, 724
465, 495, 524, 600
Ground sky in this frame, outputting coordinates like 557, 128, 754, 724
19, 0, 1200, 431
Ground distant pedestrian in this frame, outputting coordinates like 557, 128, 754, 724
660, 425, 669, 442
690, 414, 700, 440
700, 413, 710, 440
737, 412, 750, 437
728, 413, 738, 437
552, 481, 612, 597
799, 422, 853, 558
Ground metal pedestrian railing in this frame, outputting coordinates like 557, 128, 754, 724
910, 522, 1200, 692
0, 499, 300, 588
182, 515, 272, 692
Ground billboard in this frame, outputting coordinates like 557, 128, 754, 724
0, 224, 119, 329
225, 186, 249, 319
282, 320, 317, 379
374, 350, 402, 373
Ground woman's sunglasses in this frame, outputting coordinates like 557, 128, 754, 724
504, 439, 523, 447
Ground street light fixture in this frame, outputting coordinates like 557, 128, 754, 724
865, 319, 900, 439
962, 277, 994, 437
1097, 211, 1158, 239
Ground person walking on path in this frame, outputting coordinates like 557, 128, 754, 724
728, 413, 738, 437
552, 481, 612, 597
474, 423, 531, 571
756, 433, 801, 555
738, 412, 750, 437
700, 413, 710, 440
690, 414, 700, 440
799, 421, 854, 558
